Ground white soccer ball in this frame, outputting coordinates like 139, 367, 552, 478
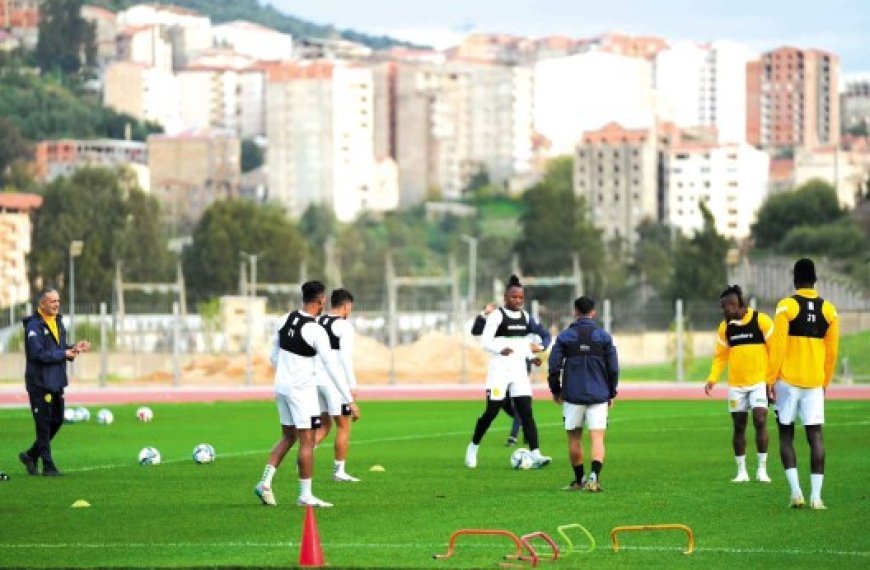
138, 447, 161, 465
75, 407, 90, 422
96, 409, 114, 425
192, 443, 215, 464
64, 408, 78, 423
510, 448, 535, 470
136, 407, 154, 422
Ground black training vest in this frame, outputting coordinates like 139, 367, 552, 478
563, 324, 606, 358
278, 311, 316, 357
494, 308, 529, 338
318, 315, 341, 350
725, 310, 765, 347
788, 295, 829, 339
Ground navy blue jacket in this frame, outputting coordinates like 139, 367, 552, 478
23, 312, 72, 392
547, 318, 619, 404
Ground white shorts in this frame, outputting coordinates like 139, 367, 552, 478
774, 380, 825, 426
486, 378, 532, 401
317, 383, 346, 416
276, 386, 321, 429
563, 402, 608, 430
727, 382, 768, 413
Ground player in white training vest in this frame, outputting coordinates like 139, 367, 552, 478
314, 288, 361, 482
254, 281, 360, 508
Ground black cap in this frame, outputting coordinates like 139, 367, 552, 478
793, 258, 816, 285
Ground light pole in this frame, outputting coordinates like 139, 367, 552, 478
240, 251, 262, 386
68, 240, 84, 346
460, 235, 478, 309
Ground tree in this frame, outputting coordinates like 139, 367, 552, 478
514, 156, 603, 278
36, 0, 96, 76
668, 203, 730, 302
29, 167, 172, 303
780, 223, 867, 258
632, 221, 674, 294
184, 200, 307, 298
0, 117, 31, 187
751, 179, 844, 249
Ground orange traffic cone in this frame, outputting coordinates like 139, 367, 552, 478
299, 505, 325, 567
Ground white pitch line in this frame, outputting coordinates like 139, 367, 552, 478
1, 542, 867, 558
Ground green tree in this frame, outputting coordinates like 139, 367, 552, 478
751, 179, 844, 249
632, 220, 674, 294
29, 167, 172, 303
0, 117, 31, 186
36, 0, 96, 76
240, 139, 264, 173
668, 203, 730, 302
780, 223, 867, 258
514, 156, 603, 277
184, 200, 307, 297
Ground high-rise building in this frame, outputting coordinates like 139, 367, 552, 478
841, 79, 870, 136
656, 40, 757, 143
0, 193, 41, 308
103, 61, 182, 130
266, 60, 397, 221
746, 47, 840, 149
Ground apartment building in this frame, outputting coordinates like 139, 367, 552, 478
574, 122, 661, 246
655, 40, 757, 143
535, 51, 656, 156
33, 139, 148, 188
841, 79, 870, 135
746, 47, 840, 149
0, 0, 38, 47
793, 146, 870, 209
177, 50, 265, 138
148, 129, 240, 229
664, 142, 769, 239
80, 5, 119, 65
0, 193, 41, 308
212, 20, 292, 61
117, 3, 212, 70
266, 60, 397, 221
104, 61, 181, 130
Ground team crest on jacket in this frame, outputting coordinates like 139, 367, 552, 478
44, 394, 52, 403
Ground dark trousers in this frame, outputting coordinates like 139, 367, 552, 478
25, 386, 65, 465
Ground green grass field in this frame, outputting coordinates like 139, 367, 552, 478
1, 399, 869, 568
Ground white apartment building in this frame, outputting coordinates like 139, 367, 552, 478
178, 50, 265, 138
266, 61, 397, 221
574, 123, 661, 246
665, 142, 769, 239
655, 40, 757, 144
117, 24, 174, 72
793, 147, 870, 209
117, 4, 212, 70
534, 51, 656, 156
212, 20, 292, 61
0, 193, 41, 308
104, 61, 182, 131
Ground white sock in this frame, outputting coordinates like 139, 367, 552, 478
757, 453, 768, 470
299, 478, 312, 498
334, 460, 345, 474
785, 468, 802, 496
735, 455, 747, 472
261, 464, 276, 488
468, 443, 478, 452
810, 474, 824, 501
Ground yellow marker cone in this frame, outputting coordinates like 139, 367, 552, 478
369, 465, 385, 472
71, 500, 91, 508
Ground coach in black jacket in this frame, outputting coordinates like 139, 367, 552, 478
19, 288, 90, 476
547, 296, 618, 492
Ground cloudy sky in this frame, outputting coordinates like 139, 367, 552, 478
272, 0, 869, 75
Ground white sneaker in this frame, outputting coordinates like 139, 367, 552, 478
756, 469, 771, 483
255, 483, 277, 506
731, 471, 750, 483
297, 495, 333, 508
809, 498, 827, 510
465, 444, 477, 468
790, 493, 806, 508
531, 452, 551, 468
333, 471, 361, 482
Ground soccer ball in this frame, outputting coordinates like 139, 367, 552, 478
138, 447, 161, 465
96, 409, 114, 425
74, 407, 90, 422
136, 407, 154, 422
63, 408, 78, 423
192, 443, 215, 464
510, 448, 535, 470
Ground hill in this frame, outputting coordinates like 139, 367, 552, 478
88, 0, 425, 50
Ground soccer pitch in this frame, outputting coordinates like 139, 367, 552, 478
1, 399, 869, 568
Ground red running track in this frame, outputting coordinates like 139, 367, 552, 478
1, 383, 868, 406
